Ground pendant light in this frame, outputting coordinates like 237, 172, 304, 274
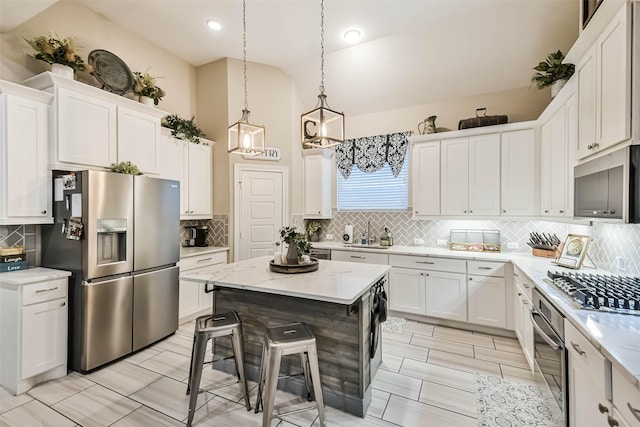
228, 0, 265, 155
301, 0, 344, 149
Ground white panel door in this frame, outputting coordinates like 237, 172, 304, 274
187, 143, 211, 216
541, 110, 567, 217
576, 47, 597, 160
388, 267, 426, 315
501, 129, 536, 216
21, 298, 67, 379
425, 271, 467, 321
161, 135, 188, 215
467, 275, 506, 328
239, 169, 284, 260
441, 138, 468, 215
469, 133, 501, 216
412, 141, 440, 216
117, 106, 161, 174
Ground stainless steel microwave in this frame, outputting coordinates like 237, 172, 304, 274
574, 146, 640, 223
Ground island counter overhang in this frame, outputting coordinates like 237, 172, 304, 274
179, 256, 391, 417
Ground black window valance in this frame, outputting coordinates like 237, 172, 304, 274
335, 131, 410, 179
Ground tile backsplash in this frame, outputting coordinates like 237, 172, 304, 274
0, 225, 38, 266
294, 211, 640, 276
180, 215, 229, 247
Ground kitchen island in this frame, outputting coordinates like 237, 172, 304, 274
179, 255, 390, 417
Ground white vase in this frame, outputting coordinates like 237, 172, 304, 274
139, 95, 155, 106
51, 63, 74, 79
551, 80, 567, 98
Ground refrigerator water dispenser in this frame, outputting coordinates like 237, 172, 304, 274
96, 218, 127, 265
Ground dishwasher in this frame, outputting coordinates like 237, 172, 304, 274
309, 248, 331, 260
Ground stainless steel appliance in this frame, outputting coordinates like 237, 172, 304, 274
531, 288, 567, 426
184, 226, 208, 247
309, 247, 331, 260
545, 270, 640, 315
573, 145, 640, 222
41, 170, 180, 372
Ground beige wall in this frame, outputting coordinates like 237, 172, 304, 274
0, 1, 196, 117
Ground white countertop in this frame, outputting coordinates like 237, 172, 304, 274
179, 255, 390, 305
180, 246, 229, 259
0, 267, 71, 286
314, 242, 640, 389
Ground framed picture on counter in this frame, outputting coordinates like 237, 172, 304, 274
553, 234, 592, 269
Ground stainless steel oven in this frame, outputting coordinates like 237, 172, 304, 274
531, 288, 567, 426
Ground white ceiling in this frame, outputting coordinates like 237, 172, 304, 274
0, 0, 578, 116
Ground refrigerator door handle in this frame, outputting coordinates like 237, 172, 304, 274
83, 273, 131, 286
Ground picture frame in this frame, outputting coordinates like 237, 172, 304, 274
553, 234, 593, 269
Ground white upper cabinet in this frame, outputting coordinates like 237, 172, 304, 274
0, 81, 53, 225
501, 129, 537, 216
302, 149, 332, 219
159, 130, 213, 220
441, 134, 500, 216
576, 2, 631, 159
22, 72, 165, 174
412, 141, 440, 216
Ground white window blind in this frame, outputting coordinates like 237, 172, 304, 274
337, 152, 409, 211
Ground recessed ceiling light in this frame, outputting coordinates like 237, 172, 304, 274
343, 29, 362, 43
207, 19, 222, 31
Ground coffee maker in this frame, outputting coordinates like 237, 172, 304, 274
185, 226, 209, 247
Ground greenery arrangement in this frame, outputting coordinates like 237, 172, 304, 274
132, 71, 165, 105
25, 33, 91, 72
162, 115, 206, 144
110, 161, 143, 175
279, 226, 311, 256
305, 220, 322, 241
531, 50, 575, 89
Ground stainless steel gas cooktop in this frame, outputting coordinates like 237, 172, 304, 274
545, 270, 640, 316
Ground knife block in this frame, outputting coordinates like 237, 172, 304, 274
532, 242, 563, 259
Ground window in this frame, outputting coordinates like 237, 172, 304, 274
337, 151, 409, 211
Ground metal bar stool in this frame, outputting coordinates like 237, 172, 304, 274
254, 322, 326, 427
186, 311, 251, 427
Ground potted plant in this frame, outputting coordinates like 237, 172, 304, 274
279, 226, 308, 264
25, 33, 91, 77
531, 50, 575, 98
305, 220, 322, 242
132, 71, 165, 106
162, 114, 206, 144
110, 161, 143, 175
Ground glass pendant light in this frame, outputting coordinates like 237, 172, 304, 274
228, 0, 265, 155
301, 0, 344, 149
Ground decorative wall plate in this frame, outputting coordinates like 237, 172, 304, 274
88, 49, 134, 95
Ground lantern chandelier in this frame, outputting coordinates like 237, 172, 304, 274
228, 0, 265, 155
301, 0, 345, 149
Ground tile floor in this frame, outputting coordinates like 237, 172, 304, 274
0, 319, 537, 427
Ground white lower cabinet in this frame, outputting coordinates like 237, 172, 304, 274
513, 269, 534, 371
467, 275, 506, 328
0, 274, 69, 395
612, 364, 640, 427
425, 271, 467, 321
330, 249, 389, 265
178, 251, 227, 322
388, 267, 426, 315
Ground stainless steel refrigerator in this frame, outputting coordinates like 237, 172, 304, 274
41, 170, 180, 372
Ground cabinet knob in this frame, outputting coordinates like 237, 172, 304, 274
190, 210, 194, 213
503, 210, 506, 213
469, 210, 473, 213
317, 211, 320, 214
415, 211, 418, 214
517, 292, 522, 296
559, 210, 564, 213
60, 301, 66, 307
598, 403, 609, 414
523, 300, 528, 305
587, 144, 593, 150
185, 210, 189, 213
469, 277, 473, 281
544, 210, 549, 213
41, 210, 47, 214
425, 273, 429, 276
607, 416, 619, 427
463, 210, 467, 214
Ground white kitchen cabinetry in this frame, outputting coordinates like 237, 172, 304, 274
331, 249, 389, 265
540, 84, 576, 218
501, 129, 537, 216
412, 141, 440, 216
160, 129, 213, 220
303, 149, 332, 219
513, 267, 534, 371
576, 3, 631, 159
612, 364, 640, 426
387, 267, 426, 315
425, 270, 467, 321
22, 72, 165, 174
467, 261, 507, 328
179, 251, 227, 323
566, 319, 613, 427
441, 134, 500, 216
0, 270, 70, 395
0, 81, 53, 225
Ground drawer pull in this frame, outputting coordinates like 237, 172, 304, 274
607, 415, 619, 427
571, 341, 586, 356
35, 287, 58, 293
628, 402, 640, 421
523, 284, 530, 289
598, 403, 609, 414
477, 267, 492, 270
196, 258, 213, 263
416, 261, 435, 265
350, 255, 365, 259
60, 301, 66, 307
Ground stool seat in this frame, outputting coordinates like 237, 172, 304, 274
255, 322, 326, 427
186, 311, 250, 427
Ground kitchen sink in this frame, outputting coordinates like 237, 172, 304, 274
342, 244, 390, 250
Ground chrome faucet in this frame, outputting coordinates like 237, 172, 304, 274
367, 221, 376, 245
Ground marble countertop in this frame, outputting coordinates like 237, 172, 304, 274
317, 242, 640, 388
180, 246, 229, 259
179, 255, 390, 305
0, 267, 71, 286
